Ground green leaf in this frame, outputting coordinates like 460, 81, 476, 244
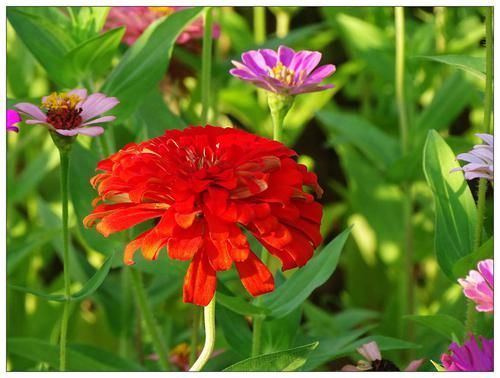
317, 110, 400, 170
423, 130, 477, 279
101, 8, 203, 121
431, 360, 447, 372
217, 291, 270, 317
69, 344, 144, 371
259, 228, 351, 319
9, 252, 114, 302
217, 305, 252, 358
453, 237, 493, 278
405, 314, 465, 343
418, 55, 486, 79
7, 7, 76, 86
63, 26, 125, 81
262, 306, 303, 354
7, 338, 130, 371
223, 342, 319, 372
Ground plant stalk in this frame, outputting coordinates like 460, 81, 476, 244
130, 268, 170, 371
395, 6, 415, 344
189, 297, 216, 371
201, 7, 213, 125
276, 11, 290, 38
465, 6, 494, 336
58, 149, 71, 371
254, 7, 266, 44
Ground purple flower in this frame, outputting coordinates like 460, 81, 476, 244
230, 45, 336, 95
458, 259, 493, 313
341, 341, 425, 372
7, 109, 21, 133
451, 133, 493, 181
441, 334, 493, 371
15, 89, 119, 137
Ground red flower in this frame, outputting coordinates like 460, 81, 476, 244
84, 126, 323, 306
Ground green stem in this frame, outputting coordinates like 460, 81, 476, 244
201, 7, 213, 125
465, 6, 494, 335
484, 7, 493, 134
130, 269, 170, 371
254, 7, 266, 44
395, 7, 415, 344
58, 150, 71, 371
119, 266, 131, 358
276, 11, 290, 38
189, 307, 202, 365
189, 297, 216, 371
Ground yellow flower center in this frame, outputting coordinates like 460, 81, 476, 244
148, 6, 175, 16
269, 62, 305, 86
42, 92, 81, 111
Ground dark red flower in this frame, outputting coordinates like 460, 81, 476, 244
84, 126, 323, 306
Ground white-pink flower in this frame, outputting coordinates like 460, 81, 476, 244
15, 89, 119, 137
458, 259, 493, 313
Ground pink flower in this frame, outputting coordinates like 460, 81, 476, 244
7, 109, 21, 133
458, 259, 493, 313
230, 45, 336, 95
103, 7, 220, 46
441, 334, 493, 371
341, 341, 425, 372
451, 133, 493, 181
15, 89, 119, 137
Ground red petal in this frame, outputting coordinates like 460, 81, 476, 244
183, 252, 216, 306
235, 251, 274, 296
123, 230, 150, 265
206, 238, 233, 271
167, 220, 204, 260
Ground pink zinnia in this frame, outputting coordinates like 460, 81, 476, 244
441, 334, 493, 371
230, 45, 336, 95
15, 89, 119, 137
103, 7, 220, 46
458, 259, 494, 313
7, 109, 21, 133
451, 133, 493, 181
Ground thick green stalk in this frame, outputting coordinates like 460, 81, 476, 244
189, 307, 202, 365
58, 149, 71, 371
465, 6, 494, 336
395, 7, 415, 344
484, 7, 493, 134
254, 7, 266, 44
276, 11, 290, 38
189, 297, 216, 371
130, 269, 170, 371
201, 7, 213, 125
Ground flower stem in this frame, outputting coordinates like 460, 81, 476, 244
201, 7, 213, 125
276, 11, 290, 38
484, 7, 493, 134
395, 6, 415, 344
129, 268, 170, 371
189, 296, 216, 372
254, 7, 266, 44
189, 307, 202, 365
58, 149, 71, 371
465, 6, 494, 336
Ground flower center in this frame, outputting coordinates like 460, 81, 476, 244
42, 92, 83, 130
148, 6, 175, 16
269, 62, 305, 86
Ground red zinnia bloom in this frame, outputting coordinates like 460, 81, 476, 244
84, 126, 323, 306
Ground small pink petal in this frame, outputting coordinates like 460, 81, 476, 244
80, 94, 119, 121
14, 103, 47, 121
76, 126, 105, 136
55, 129, 80, 136
80, 116, 116, 126
67, 88, 88, 102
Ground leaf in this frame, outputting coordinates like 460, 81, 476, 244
9, 252, 114, 302
423, 130, 477, 279
405, 314, 465, 343
101, 8, 203, 121
217, 305, 252, 358
262, 306, 303, 354
69, 344, 144, 371
418, 55, 486, 79
317, 110, 400, 170
223, 342, 319, 372
259, 227, 351, 319
453, 237, 493, 278
7, 338, 129, 371
217, 291, 270, 317
7, 7, 76, 87
63, 26, 125, 81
